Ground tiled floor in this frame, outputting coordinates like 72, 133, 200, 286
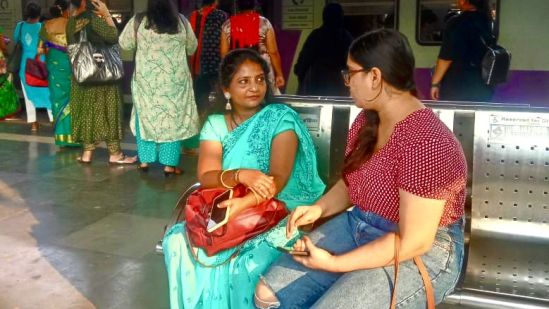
0, 112, 198, 309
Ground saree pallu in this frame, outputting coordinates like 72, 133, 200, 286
0, 74, 19, 119
163, 104, 325, 309
46, 45, 78, 146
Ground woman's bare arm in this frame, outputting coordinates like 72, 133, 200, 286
220, 30, 229, 58
265, 27, 284, 88
315, 190, 446, 272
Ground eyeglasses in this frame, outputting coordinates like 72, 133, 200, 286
341, 68, 369, 85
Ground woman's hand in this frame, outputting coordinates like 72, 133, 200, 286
218, 197, 248, 220
291, 236, 339, 272
91, 0, 110, 18
430, 85, 440, 100
286, 205, 323, 238
275, 75, 285, 89
238, 169, 276, 199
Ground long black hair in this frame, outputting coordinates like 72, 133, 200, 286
236, 0, 256, 11
322, 3, 344, 28
468, 0, 492, 20
50, 0, 69, 18
146, 0, 180, 34
343, 29, 417, 175
213, 48, 272, 112
69, 0, 93, 12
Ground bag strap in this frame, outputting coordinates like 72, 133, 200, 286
17, 22, 23, 43
134, 13, 145, 43
390, 233, 435, 309
184, 227, 241, 268
78, 26, 88, 43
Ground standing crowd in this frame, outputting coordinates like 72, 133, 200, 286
0, 0, 501, 308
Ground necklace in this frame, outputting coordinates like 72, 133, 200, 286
230, 112, 241, 130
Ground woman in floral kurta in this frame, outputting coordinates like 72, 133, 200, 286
119, 9, 199, 175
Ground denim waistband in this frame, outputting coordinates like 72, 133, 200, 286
350, 207, 464, 234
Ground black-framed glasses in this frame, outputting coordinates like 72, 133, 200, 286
341, 68, 369, 85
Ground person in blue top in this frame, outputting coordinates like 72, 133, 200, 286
14, 2, 52, 131
162, 48, 325, 309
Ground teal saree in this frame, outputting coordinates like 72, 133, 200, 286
46, 47, 78, 146
163, 104, 325, 309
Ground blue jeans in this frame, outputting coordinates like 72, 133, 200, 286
260, 208, 464, 309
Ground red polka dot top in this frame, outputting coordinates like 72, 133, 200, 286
343, 108, 467, 227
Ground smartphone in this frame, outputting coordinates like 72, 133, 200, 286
276, 246, 310, 256
206, 190, 233, 233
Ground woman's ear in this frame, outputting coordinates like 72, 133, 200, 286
370, 67, 383, 88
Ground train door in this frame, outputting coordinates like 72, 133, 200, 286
331, 0, 399, 38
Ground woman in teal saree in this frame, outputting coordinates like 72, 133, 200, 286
39, 0, 78, 146
162, 49, 325, 309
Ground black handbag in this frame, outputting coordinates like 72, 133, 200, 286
7, 22, 23, 74
67, 27, 124, 84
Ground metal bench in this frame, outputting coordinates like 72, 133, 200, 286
157, 96, 549, 308
278, 96, 549, 308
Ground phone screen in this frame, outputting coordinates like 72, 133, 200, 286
276, 246, 310, 256
208, 190, 231, 225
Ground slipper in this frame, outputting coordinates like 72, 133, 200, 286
109, 155, 138, 165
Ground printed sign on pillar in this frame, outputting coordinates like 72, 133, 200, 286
282, 0, 314, 30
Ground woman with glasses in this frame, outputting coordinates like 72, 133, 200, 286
162, 49, 325, 309
255, 29, 467, 309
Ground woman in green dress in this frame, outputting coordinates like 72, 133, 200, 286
0, 27, 19, 120
162, 49, 325, 309
67, 0, 135, 163
39, 0, 78, 146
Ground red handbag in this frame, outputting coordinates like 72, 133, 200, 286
25, 55, 48, 87
185, 185, 289, 257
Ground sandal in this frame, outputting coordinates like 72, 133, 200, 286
164, 166, 183, 178
76, 157, 92, 164
137, 163, 149, 173
109, 154, 138, 165
77, 150, 93, 164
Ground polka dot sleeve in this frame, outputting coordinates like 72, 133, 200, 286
397, 138, 464, 201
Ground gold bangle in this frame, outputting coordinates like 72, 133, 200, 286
234, 169, 241, 184
220, 169, 234, 189
247, 187, 260, 206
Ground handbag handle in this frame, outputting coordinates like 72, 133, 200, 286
390, 233, 435, 309
78, 27, 88, 43
184, 227, 241, 268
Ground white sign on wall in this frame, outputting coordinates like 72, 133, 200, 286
0, 0, 16, 33
282, 0, 314, 30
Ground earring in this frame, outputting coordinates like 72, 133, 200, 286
224, 92, 232, 110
